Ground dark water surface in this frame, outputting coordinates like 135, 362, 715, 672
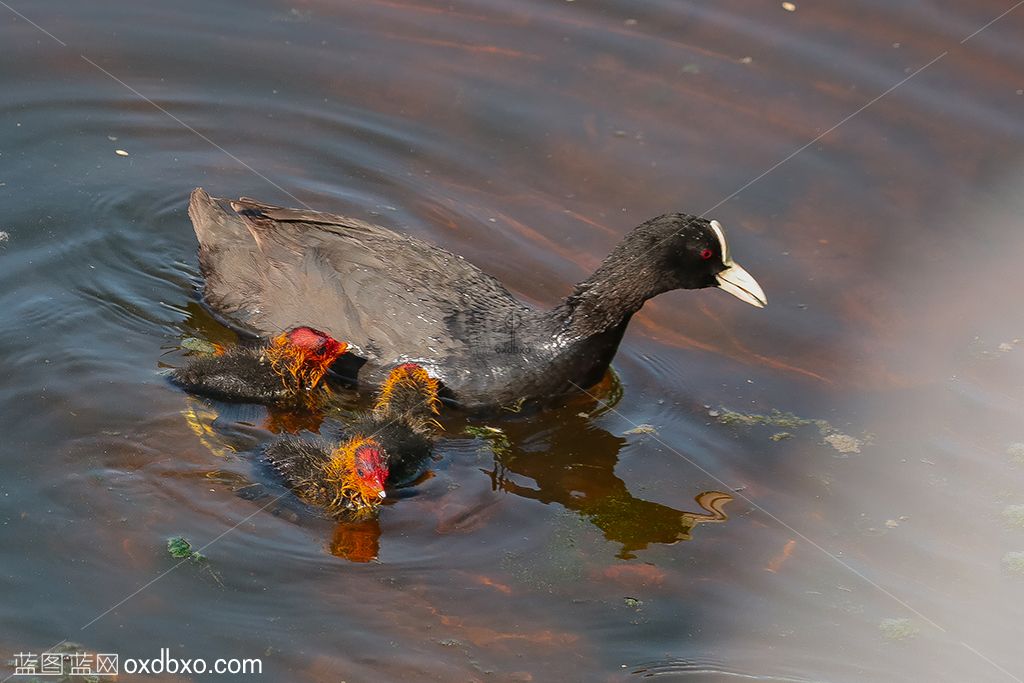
2, 0, 1024, 681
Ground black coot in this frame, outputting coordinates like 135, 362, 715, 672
189, 189, 766, 411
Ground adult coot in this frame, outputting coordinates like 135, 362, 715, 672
189, 189, 766, 411
264, 362, 441, 515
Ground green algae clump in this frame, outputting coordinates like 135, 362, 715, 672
879, 617, 919, 640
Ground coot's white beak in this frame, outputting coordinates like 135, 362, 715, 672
709, 220, 767, 308
716, 262, 767, 308
378, 490, 387, 499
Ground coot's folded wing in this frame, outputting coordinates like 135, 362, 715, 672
190, 188, 525, 368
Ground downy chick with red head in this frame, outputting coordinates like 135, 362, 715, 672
263, 363, 442, 515
169, 326, 347, 409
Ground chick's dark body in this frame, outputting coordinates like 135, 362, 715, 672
168, 345, 293, 404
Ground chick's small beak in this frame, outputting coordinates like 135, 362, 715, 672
374, 472, 388, 499
715, 261, 767, 308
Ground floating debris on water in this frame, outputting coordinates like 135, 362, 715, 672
715, 408, 828, 431
824, 433, 862, 454
1002, 504, 1024, 529
878, 617, 918, 640
714, 407, 869, 453
623, 597, 643, 608
1003, 552, 1024, 575
167, 536, 204, 562
180, 336, 221, 355
0, 231, 8, 245
167, 536, 223, 586
624, 424, 658, 436
966, 336, 1022, 359
1008, 442, 1024, 463
782, 1, 797, 11
466, 425, 505, 437
115, 149, 129, 157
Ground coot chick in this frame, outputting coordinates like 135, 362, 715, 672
189, 189, 766, 411
263, 363, 441, 515
169, 326, 347, 408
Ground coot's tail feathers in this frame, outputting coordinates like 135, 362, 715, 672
189, 188, 265, 318
189, 188, 250, 245
373, 364, 441, 428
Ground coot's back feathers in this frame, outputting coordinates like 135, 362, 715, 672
195, 190, 524, 368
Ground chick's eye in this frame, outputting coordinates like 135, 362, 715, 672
700, 248, 714, 260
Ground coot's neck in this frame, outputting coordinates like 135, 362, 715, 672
549, 243, 670, 340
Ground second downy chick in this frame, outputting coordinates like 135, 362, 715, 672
263, 363, 442, 515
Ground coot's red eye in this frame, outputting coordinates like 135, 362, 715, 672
700, 248, 713, 260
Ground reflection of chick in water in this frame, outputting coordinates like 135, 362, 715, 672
482, 416, 731, 559
330, 517, 382, 563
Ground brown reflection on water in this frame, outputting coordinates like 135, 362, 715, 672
183, 391, 729, 562
482, 414, 733, 558
330, 518, 381, 563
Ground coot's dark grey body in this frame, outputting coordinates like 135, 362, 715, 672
188, 188, 766, 411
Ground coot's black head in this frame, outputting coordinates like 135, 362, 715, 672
640, 213, 767, 307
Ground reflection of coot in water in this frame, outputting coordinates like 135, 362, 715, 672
188, 189, 766, 411
480, 416, 731, 559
